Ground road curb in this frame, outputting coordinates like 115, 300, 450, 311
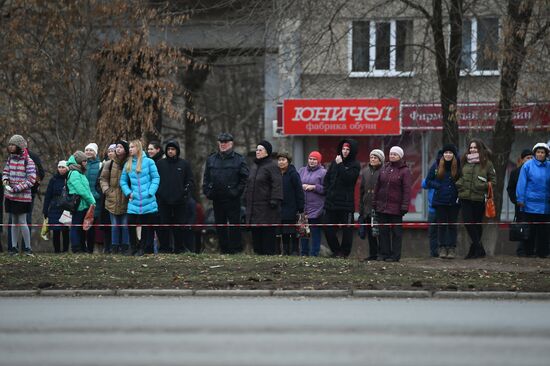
117, 289, 194, 296
273, 290, 351, 297
1, 289, 550, 300
433, 291, 519, 299
353, 290, 431, 298
0, 290, 38, 297
194, 290, 273, 297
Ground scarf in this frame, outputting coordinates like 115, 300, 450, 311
467, 153, 480, 164
69, 164, 84, 174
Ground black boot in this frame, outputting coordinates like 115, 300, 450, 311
476, 243, 486, 258
119, 244, 130, 256
464, 244, 476, 259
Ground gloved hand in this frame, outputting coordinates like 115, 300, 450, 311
269, 200, 279, 209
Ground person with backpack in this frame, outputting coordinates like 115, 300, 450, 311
3, 135, 37, 256
81, 142, 102, 253
43, 160, 70, 253
6, 137, 44, 252
66, 151, 96, 253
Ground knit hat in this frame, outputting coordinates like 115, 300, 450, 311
108, 144, 117, 151
441, 144, 458, 157
390, 146, 404, 159
308, 151, 322, 163
58, 160, 67, 168
369, 149, 385, 164
258, 140, 273, 156
277, 151, 292, 163
8, 134, 27, 149
85, 143, 98, 156
116, 140, 130, 155
520, 149, 533, 159
73, 150, 87, 165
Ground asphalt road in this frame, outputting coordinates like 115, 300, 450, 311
1, 297, 549, 366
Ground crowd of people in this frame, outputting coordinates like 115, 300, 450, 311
1, 133, 550, 260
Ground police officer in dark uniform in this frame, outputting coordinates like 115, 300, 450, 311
202, 133, 249, 254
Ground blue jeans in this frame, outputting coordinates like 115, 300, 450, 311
300, 217, 322, 256
428, 210, 438, 257
110, 213, 129, 247
70, 209, 87, 252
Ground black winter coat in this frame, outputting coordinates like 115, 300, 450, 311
203, 149, 249, 201
280, 165, 304, 221
245, 157, 283, 224
323, 138, 360, 212
507, 165, 522, 205
156, 141, 194, 205
42, 173, 67, 230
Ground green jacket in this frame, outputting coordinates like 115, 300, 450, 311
66, 155, 96, 211
456, 160, 496, 202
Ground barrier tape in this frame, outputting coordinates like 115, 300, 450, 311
0, 221, 543, 228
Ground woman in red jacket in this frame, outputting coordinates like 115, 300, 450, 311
373, 146, 412, 262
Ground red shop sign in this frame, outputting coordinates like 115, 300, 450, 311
402, 102, 550, 130
283, 99, 401, 135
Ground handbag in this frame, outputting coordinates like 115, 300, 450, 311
83, 205, 95, 231
40, 218, 49, 240
59, 210, 73, 226
509, 214, 530, 241
485, 182, 496, 218
58, 172, 81, 213
296, 213, 311, 238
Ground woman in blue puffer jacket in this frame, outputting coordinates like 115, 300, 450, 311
425, 144, 460, 259
120, 139, 160, 256
516, 142, 550, 258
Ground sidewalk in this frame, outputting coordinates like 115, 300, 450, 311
2, 288, 550, 300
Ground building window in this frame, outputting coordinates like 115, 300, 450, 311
461, 17, 499, 75
350, 19, 413, 77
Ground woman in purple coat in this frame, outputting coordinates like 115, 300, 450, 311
298, 151, 326, 256
373, 146, 412, 262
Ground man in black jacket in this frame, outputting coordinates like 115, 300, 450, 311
156, 141, 194, 253
507, 148, 533, 256
323, 138, 360, 258
202, 133, 249, 254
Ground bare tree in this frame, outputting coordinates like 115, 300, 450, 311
0, 0, 192, 166
492, 0, 550, 214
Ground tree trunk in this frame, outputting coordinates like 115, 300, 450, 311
492, 0, 534, 216
431, 0, 462, 147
